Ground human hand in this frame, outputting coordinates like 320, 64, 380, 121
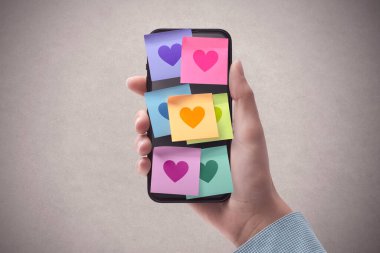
127, 60, 291, 246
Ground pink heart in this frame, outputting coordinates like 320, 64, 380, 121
163, 160, 189, 182
193, 50, 218, 72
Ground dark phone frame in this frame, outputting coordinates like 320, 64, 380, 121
146, 28, 232, 203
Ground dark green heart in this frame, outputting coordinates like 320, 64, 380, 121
200, 160, 218, 183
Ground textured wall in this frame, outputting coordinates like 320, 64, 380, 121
1, 0, 379, 252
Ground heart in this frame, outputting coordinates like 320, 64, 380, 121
193, 50, 218, 72
158, 44, 182, 66
200, 160, 218, 183
180, 106, 205, 128
214, 106, 222, 122
163, 160, 189, 182
158, 102, 169, 119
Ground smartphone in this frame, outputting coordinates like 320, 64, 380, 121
145, 28, 232, 203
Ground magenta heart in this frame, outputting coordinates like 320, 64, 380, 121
193, 50, 218, 72
163, 160, 188, 182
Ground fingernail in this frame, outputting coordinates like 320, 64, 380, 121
137, 142, 142, 152
135, 119, 142, 133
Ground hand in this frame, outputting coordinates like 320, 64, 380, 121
127, 60, 292, 246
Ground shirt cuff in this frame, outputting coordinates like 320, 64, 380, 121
234, 212, 326, 253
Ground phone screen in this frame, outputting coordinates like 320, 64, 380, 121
145, 29, 232, 202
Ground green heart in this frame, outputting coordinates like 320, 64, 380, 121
200, 160, 218, 183
214, 106, 222, 122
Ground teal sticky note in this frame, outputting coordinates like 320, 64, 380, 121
186, 145, 233, 199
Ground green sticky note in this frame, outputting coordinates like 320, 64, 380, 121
186, 145, 233, 199
187, 93, 233, 144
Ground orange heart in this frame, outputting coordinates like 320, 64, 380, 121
180, 106, 205, 128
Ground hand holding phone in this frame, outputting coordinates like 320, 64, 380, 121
127, 58, 292, 245
127, 27, 291, 245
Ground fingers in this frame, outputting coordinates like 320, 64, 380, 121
229, 60, 264, 142
135, 134, 152, 156
128, 76, 151, 175
135, 110, 150, 134
136, 157, 151, 176
134, 109, 152, 175
127, 76, 147, 96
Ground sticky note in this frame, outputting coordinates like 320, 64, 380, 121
144, 29, 192, 81
187, 93, 233, 144
144, 84, 191, 138
187, 145, 233, 199
181, 37, 228, 85
168, 93, 219, 142
151, 146, 201, 195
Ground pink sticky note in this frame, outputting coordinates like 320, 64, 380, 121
180, 37, 228, 85
151, 146, 201, 195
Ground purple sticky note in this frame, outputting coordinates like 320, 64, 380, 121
144, 29, 192, 81
151, 146, 201, 195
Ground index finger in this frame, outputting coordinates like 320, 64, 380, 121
126, 76, 146, 96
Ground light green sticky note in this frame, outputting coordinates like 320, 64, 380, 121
186, 145, 233, 199
187, 93, 233, 144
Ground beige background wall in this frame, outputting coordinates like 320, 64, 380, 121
1, 0, 379, 252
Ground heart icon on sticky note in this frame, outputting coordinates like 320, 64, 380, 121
163, 160, 188, 182
158, 44, 182, 66
193, 50, 218, 72
158, 102, 169, 119
200, 160, 218, 183
214, 106, 222, 122
180, 106, 205, 128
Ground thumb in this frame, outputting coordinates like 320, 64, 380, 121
229, 60, 264, 142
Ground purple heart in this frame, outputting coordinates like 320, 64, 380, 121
158, 44, 182, 66
163, 160, 188, 182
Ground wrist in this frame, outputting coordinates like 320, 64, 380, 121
233, 194, 292, 246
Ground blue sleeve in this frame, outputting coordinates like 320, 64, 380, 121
234, 212, 326, 253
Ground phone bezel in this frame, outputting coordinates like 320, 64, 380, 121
146, 28, 232, 203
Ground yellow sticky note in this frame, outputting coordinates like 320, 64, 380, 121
187, 93, 233, 144
168, 93, 219, 142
